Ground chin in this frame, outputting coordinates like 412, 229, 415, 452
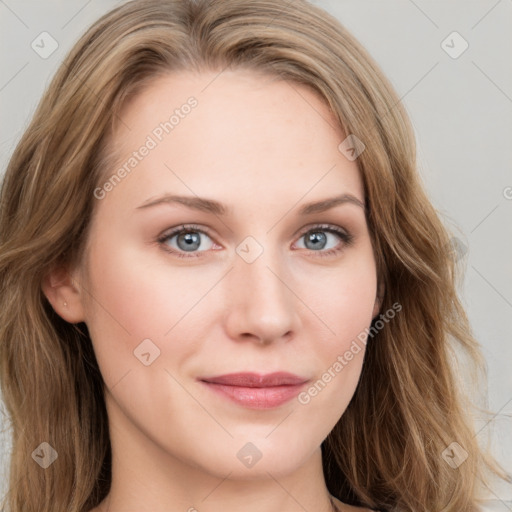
191, 437, 317, 480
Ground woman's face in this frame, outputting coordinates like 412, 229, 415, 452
72, 69, 380, 479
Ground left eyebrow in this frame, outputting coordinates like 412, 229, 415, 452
298, 194, 365, 215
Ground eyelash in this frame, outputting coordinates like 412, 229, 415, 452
157, 223, 354, 259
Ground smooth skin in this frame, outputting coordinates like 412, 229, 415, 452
43, 69, 380, 512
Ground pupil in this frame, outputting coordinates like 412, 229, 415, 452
179, 232, 200, 251
306, 232, 326, 250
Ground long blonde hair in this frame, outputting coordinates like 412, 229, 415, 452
0, 1, 508, 511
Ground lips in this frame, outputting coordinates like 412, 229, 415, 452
200, 372, 308, 387
198, 372, 309, 409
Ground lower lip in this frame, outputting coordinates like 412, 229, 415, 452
200, 381, 306, 409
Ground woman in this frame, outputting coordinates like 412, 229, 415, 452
0, 1, 507, 511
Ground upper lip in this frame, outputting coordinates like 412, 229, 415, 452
199, 372, 308, 387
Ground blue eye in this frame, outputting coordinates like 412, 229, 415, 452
157, 224, 215, 258
294, 224, 354, 258
157, 223, 353, 259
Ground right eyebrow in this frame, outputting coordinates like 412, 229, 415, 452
135, 194, 228, 215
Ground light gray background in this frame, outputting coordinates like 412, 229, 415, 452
0, 0, 511, 509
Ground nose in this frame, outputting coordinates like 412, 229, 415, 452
223, 245, 301, 346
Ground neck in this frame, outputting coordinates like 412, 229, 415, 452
94, 401, 336, 512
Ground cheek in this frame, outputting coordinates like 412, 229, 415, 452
295, 262, 376, 427
84, 240, 209, 337
298, 250, 377, 399
81, 238, 217, 385
303, 249, 377, 352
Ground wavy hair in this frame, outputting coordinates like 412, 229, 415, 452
0, 1, 508, 511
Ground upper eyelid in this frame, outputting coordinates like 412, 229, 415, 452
159, 223, 350, 246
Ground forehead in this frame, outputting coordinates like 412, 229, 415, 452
98, 69, 364, 217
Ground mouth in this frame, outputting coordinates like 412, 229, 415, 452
198, 372, 309, 410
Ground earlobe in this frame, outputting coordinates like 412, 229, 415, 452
41, 263, 86, 324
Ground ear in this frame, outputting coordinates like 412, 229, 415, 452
41, 262, 86, 324
372, 279, 385, 319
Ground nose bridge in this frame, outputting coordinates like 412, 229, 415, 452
225, 236, 298, 343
